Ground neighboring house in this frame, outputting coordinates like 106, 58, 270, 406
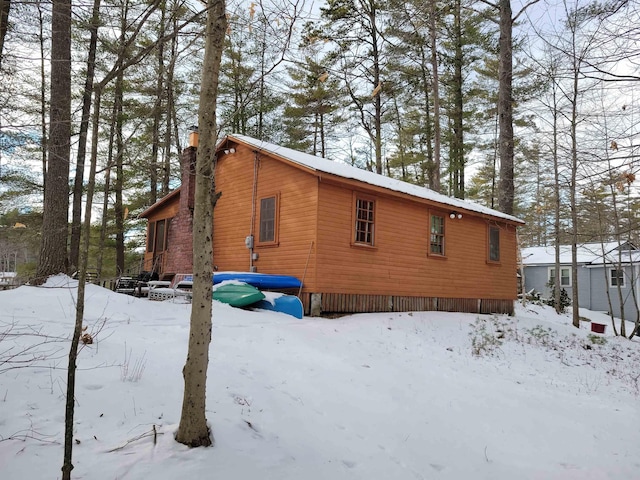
522, 242, 640, 321
140, 134, 524, 316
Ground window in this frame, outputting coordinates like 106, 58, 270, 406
258, 195, 278, 244
354, 197, 375, 246
488, 226, 500, 262
549, 267, 571, 287
610, 268, 625, 288
430, 214, 445, 255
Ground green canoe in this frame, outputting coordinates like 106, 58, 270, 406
213, 282, 265, 307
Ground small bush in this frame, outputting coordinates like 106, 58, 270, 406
544, 279, 571, 313
470, 316, 510, 356
526, 325, 554, 346
587, 334, 607, 346
121, 344, 146, 382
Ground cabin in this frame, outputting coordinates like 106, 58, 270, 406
140, 134, 524, 316
522, 242, 640, 321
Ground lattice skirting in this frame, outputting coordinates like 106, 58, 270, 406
299, 293, 514, 316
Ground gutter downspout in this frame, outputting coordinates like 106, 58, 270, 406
249, 151, 260, 271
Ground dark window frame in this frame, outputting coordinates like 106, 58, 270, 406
353, 194, 376, 247
488, 226, 500, 263
429, 213, 445, 256
257, 193, 279, 246
148, 219, 170, 254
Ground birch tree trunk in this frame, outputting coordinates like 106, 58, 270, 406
175, 0, 227, 447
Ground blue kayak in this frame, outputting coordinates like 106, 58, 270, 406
213, 272, 302, 289
254, 294, 304, 319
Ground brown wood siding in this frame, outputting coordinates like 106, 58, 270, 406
214, 145, 319, 284
314, 181, 518, 301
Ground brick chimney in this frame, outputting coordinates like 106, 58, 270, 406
162, 131, 198, 275
180, 128, 198, 213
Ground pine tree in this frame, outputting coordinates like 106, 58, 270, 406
282, 34, 346, 157
320, 0, 387, 174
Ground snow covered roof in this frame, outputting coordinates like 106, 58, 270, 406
522, 242, 639, 265
227, 134, 524, 225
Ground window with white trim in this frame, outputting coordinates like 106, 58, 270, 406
549, 267, 571, 287
610, 268, 625, 288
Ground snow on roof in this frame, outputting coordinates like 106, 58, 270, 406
522, 242, 636, 265
228, 134, 524, 224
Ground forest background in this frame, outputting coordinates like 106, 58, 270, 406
0, 0, 638, 281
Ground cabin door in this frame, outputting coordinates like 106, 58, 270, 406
148, 218, 170, 274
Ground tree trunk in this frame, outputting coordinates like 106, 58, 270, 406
36, 0, 71, 283
569, 48, 580, 328
37, 2, 47, 186
451, 0, 464, 199
497, 0, 514, 215
97, 98, 118, 278
429, 0, 441, 192
62, 87, 103, 480
162, 17, 178, 196
70, 0, 102, 272
551, 68, 562, 314
114, 67, 125, 276
150, 0, 166, 203
114, 8, 127, 276
0, 0, 11, 67
369, 0, 383, 175
175, 0, 227, 448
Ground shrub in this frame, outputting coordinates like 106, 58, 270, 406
526, 325, 554, 346
587, 334, 607, 346
470, 316, 511, 356
544, 279, 571, 313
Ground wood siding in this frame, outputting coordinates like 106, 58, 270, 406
314, 180, 518, 301
213, 145, 318, 285
141, 194, 180, 275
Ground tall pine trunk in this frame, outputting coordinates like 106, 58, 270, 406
497, 0, 514, 215
428, 0, 441, 192
451, 0, 464, 199
36, 0, 71, 282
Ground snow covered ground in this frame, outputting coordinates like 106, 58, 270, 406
1, 275, 639, 479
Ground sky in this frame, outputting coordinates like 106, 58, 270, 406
1, 275, 639, 479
